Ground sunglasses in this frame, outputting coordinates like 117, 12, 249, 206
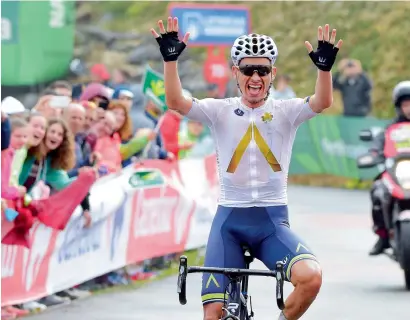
238, 65, 272, 77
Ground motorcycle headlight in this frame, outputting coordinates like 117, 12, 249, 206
395, 160, 410, 190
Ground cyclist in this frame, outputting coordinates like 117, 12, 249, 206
151, 17, 342, 320
368, 81, 410, 256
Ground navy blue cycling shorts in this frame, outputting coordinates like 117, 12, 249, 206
201, 205, 317, 305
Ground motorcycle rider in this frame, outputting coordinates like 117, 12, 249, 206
369, 81, 410, 255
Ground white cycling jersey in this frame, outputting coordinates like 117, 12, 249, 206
186, 96, 317, 207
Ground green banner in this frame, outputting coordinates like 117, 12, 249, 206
1, 1, 19, 44
142, 65, 167, 112
1, 1, 75, 86
290, 115, 390, 179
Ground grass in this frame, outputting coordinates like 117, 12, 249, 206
84, 1, 410, 120
92, 249, 204, 295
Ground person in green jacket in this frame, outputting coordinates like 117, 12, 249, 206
178, 119, 214, 160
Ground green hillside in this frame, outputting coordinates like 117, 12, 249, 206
86, 1, 410, 119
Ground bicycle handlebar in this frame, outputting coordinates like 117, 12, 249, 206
177, 255, 285, 310
187, 266, 277, 277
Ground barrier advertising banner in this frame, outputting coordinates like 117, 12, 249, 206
1, 155, 218, 306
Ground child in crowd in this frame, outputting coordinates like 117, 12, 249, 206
1, 118, 29, 201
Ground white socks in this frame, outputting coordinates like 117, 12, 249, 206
278, 311, 288, 320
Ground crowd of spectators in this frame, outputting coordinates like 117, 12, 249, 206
0, 64, 215, 319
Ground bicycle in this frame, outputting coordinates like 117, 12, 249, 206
177, 246, 285, 320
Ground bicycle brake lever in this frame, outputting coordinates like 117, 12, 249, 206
275, 261, 285, 310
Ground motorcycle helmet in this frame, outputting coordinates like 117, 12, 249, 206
392, 81, 410, 108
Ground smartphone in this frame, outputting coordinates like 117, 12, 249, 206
49, 96, 71, 108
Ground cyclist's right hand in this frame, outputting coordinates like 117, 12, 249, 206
150, 17, 190, 62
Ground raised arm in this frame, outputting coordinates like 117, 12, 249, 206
151, 17, 192, 115
304, 24, 343, 113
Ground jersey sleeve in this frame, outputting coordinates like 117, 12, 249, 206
186, 98, 221, 127
279, 97, 318, 127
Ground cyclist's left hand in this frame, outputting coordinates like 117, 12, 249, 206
305, 24, 343, 72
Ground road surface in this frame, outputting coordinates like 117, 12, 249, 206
29, 186, 410, 320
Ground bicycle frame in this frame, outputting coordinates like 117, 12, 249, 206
177, 253, 285, 320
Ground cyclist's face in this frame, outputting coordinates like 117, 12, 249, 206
233, 57, 276, 107
401, 100, 410, 119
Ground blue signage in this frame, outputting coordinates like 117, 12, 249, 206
169, 4, 251, 46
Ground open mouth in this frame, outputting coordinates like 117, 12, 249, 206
48, 139, 58, 147
247, 84, 263, 96
32, 134, 41, 142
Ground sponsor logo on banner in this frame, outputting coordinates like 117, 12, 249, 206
1, 156, 217, 306
128, 169, 165, 188
1, 223, 58, 306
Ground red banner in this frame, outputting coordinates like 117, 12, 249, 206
1, 155, 218, 306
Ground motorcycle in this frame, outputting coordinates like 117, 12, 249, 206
357, 122, 410, 290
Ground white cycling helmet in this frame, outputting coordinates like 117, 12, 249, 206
231, 33, 278, 66
392, 81, 410, 107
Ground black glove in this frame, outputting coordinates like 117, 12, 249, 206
155, 31, 186, 62
308, 40, 339, 72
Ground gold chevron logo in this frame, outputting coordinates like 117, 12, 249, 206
227, 122, 282, 173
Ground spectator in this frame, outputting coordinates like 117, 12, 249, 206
206, 83, 220, 98
160, 89, 194, 158
9, 113, 48, 201
1, 118, 29, 200
18, 117, 92, 307
94, 106, 154, 170
178, 119, 214, 159
47, 80, 72, 98
133, 99, 173, 160
108, 101, 133, 142
90, 111, 121, 173
19, 118, 75, 194
32, 89, 68, 119
333, 58, 373, 117
270, 75, 296, 100
108, 101, 155, 167
1, 111, 11, 151
112, 86, 134, 110
224, 61, 241, 98
110, 68, 130, 88
72, 83, 86, 102
128, 84, 148, 131
63, 104, 90, 177
90, 63, 111, 86
80, 82, 112, 121
1, 96, 27, 118
80, 100, 98, 131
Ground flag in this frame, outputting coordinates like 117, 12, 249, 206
1, 168, 97, 248
142, 65, 167, 112
34, 168, 97, 230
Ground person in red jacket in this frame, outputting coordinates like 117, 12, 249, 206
160, 89, 194, 158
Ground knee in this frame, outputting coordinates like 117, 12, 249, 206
203, 302, 223, 320
290, 259, 322, 298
